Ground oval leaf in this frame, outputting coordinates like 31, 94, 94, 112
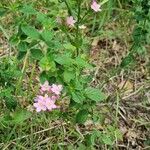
85, 87, 106, 102
30, 49, 44, 60
21, 25, 40, 40
76, 109, 89, 124
71, 91, 85, 104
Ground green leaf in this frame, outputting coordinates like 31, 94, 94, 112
20, 5, 37, 14
76, 144, 86, 150
75, 57, 92, 69
9, 35, 20, 45
21, 25, 40, 40
71, 91, 85, 103
85, 134, 96, 146
0, 114, 13, 126
17, 51, 26, 60
63, 70, 75, 83
55, 55, 74, 66
85, 87, 106, 102
40, 56, 56, 71
5, 97, 17, 111
36, 12, 47, 23
120, 53, 134, 68
102, 135, 113, 145
39, 71, 49, 83
63, 43, 76, 51
72, 34, 83, 48
0, 8, 7, 17
12, 109, 32, 124
36, 13, 55, 28
18, 41, 28, 52
74, 80, 83, 90
30, 49, 44, 60
136, 45, 147, 54
76, 109, 88, 124
41, 30, 54, 43
114, 128, 123, 140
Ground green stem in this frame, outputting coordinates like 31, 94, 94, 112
15, 51, 29, 95
117, 0, 122, 9
79, 9, 91, 24
98, 9, 107, 30
75, 0, 81, 56
64, 0, 72, 16
28, 62, 36, 96
91, 14, 97, 35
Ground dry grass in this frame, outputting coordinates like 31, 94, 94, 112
0, 1, 150, 149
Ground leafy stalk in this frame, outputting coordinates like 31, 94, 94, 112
75, 0, 81, 56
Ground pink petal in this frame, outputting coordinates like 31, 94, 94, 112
33, 103, 39, 108
36, 107, 42, 112
66, 16, 76, 27
91, 1, 101, 12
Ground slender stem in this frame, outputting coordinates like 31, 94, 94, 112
75, 0, 81, 56
98, 9, 107, 30
91, 13, 97, 35
115, 91, 119, 125
64, 0, 72, 16
29, 61, 36, 93
117, 0, 122, 9
15, 51, 29, 95
61, 25, 73, 44
79, 9, 91, 24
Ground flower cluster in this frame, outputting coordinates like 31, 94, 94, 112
33, 81, 63, 112
57, 1, 101, 27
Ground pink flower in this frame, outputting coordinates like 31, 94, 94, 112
33, 82, 63, 112
33, 95, 49, 112
34, 95, 44, 102
51, 84, 62, 95
40, 81, 51, 92
33, 94, 59, 112
33, 100, 46, 112
66, 16, 76, 27
51, 95, 59, 101
45, 98, 58, 111
91, 1, 101, 12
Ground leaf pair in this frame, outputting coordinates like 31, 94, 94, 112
72, 87, 106, 104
